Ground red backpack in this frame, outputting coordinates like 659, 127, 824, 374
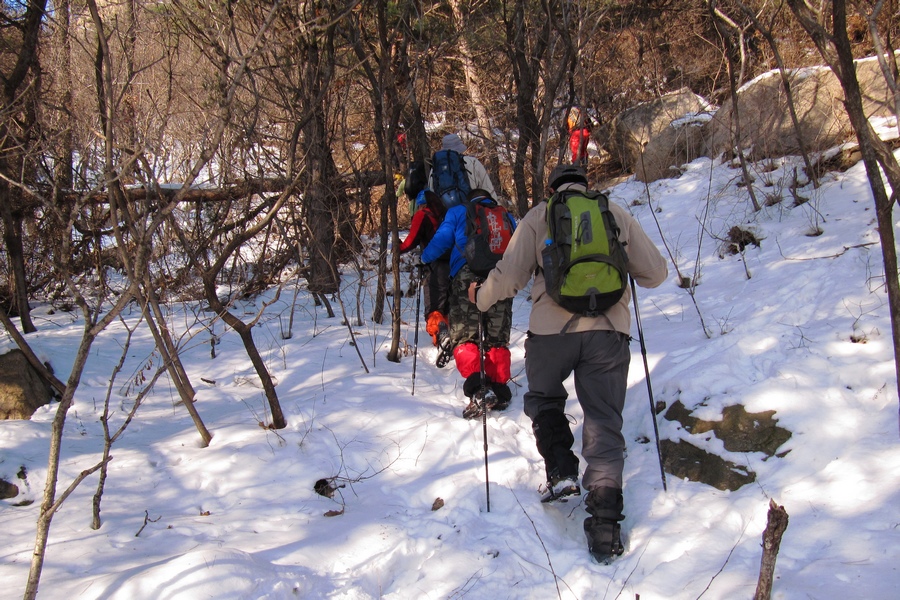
464, 198, 514, 276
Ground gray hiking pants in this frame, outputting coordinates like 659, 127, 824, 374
523, 330, 630, 491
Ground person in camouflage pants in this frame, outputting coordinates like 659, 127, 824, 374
421, 189, 516, 419
449, 264, 513, 417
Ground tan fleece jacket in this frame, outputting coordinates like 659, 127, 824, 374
474, 184, 668, 335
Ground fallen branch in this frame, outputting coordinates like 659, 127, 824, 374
777, 240, 877, 261
135, 510, 161, 537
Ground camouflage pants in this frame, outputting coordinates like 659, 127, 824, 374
449, 265, 513, 349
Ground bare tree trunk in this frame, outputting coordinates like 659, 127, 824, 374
0, 0, 46, 334
51, 0, 74, 191
141, 286, 213, 445
204, 278, 287, 429
86, 0, 213, 445
734, 0, 820, 188
0, 200, 36, 332
449, 0, 502, 194
503, 0, 576, 213
786, 0, 900, 434
342, 0, 408, 358
709, 1, 762, 211
505, 0, 546, 214
23, 283, 136, 600
754, 499, 789, 600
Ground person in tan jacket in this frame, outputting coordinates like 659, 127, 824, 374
468, 164, 667, 564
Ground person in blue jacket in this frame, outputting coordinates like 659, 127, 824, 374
420, 189, 516, 419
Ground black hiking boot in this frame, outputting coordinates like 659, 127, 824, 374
462, 384, 496, 420
540, 476, 581, 503
583, 487, 626, 563
532, 410, 579, 495
489, 382, 512, 412
583, 517, 624, 564
435, 322, 453, 368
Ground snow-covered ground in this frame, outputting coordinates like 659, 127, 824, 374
2, 137, 899, 599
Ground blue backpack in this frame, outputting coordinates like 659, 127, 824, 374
430, 149, 471, 209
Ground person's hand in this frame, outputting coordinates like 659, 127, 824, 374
467, 281, 480, 304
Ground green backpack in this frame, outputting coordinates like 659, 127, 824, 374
541, 189, 629, 316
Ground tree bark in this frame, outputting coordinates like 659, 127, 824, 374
754, 499, 789, 600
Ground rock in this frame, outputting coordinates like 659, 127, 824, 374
661, 439, 756, 492
606, 88, 713, 175
703, 51, 900, 163
660, 400, 792, 490
0, 478, 19, 499
664, 400, 792, 456
0, 349, 52, 420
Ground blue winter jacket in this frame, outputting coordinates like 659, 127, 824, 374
421, 199, 517, 277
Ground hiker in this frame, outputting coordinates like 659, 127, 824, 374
397, 189, 452, 352
566, 107, 592, 165
432, 133, 496, 200
467, 164, 667, 563
421, 188, 516, 419
404, 132, 497, 216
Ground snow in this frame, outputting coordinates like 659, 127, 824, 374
2, 141, 900, 599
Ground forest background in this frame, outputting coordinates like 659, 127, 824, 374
1, 1, 900, 598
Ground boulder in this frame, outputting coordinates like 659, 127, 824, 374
0, 478, 19, 499
0, 349, 52, 420
704, 51, 900, 162
635, 114, 709, 182
607, 88, 713, 174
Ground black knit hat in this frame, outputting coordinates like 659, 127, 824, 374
467, 188, 493, 202
548, 164, 587, 189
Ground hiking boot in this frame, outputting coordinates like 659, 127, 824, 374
435, 322, 453, 368
462, 398, 485, 420
540, 476, 581, 503
532, 411, 579, 486
583, 517, 624, 564
478, 386, 498, 408
462, 385, 494, 420
489, 382, 512, 411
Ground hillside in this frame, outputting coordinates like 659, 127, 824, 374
2, 128, 899, 598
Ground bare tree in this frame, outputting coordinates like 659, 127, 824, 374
501, 0, 577, 214
734, 0, 821, 188
342, 0, 414, 360
786, 0, 900, 431
0, 0, 46, 333
709, 0, 763, 211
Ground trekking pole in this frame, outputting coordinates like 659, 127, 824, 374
478, 309, 491, 512
411, 265, 423, 395
630, 277, 667, 492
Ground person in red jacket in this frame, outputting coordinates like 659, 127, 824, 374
567, 107, 592, 165
398, 190, 452, 360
